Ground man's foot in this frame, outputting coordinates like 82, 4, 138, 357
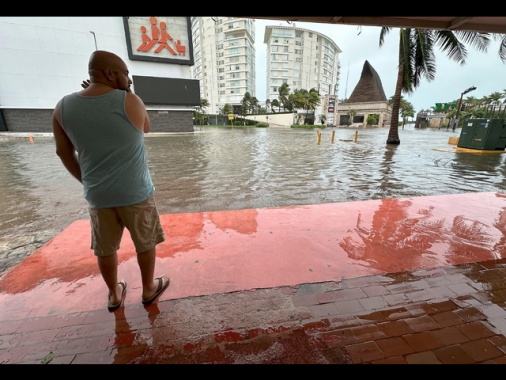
108, 280, 127, 311
142, 275, 170, 305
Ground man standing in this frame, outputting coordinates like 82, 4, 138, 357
52, 50, 170, 311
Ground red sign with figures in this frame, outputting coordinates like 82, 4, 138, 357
123, 16, 194, 65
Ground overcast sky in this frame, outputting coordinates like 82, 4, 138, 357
254, 19, 506, 113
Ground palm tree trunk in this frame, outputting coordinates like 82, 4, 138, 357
387, 64, 403, 144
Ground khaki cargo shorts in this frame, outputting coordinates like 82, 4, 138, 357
89, 195, 166, 257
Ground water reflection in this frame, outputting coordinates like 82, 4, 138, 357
1, 126, 506, 243
338, 193, 501, 273
376, 144, 403, 198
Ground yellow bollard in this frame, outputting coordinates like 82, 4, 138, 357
331, 130, 335, 143
354, 131, 358, 142
317, 130, 321, 145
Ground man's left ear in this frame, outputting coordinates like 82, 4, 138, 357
104, 68, 114, 81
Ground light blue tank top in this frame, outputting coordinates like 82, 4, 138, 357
60, 89, 154, 208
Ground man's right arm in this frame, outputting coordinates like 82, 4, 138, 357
52, 100, 82, 183
125, 92, 151, 133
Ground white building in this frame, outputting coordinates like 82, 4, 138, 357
191, 17, 256, 115
0, 16, 199, 133
0, 17, 344, 131
263, 25, 341, 113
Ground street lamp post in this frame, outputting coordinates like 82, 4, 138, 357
452, 86, 476, 131
90, 31, 97, 50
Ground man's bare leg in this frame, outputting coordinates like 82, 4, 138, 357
97, 253, 123, 305
137, 247, 168, 301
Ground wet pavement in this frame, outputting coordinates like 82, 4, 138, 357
1, 192, 506, 364
3, 126, 506, 251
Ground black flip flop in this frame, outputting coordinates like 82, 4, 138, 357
108, 280, 127, 311
142, 276, 170, 305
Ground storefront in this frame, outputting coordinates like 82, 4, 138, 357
0, 16, 200, 133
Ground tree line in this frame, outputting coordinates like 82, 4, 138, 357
194, 83, 324, 126
423, 90, 506, 121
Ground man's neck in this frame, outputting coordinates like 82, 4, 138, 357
79, 82, 115, 96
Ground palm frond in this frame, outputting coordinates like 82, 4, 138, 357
454, 30, 491, 52
496, 34, 506, 62
379, 27, 391, 47
434, 30, 468, 64
412, 29, 436, 87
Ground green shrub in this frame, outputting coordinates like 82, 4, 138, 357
256, 122, 269, 128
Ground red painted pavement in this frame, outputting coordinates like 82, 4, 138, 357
1, 192, 506, 321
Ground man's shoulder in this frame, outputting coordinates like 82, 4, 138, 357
61, 92, 80, 100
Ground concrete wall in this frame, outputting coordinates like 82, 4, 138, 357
3, 108, 194, 133
243, 113, 297, 128
0, 17, 195, 133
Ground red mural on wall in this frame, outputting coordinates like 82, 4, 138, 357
136, 16, 186, 56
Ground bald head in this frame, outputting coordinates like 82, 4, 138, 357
87, 50, 131, 91
89, 50, 124, 71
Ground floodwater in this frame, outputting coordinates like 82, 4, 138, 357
1, 125, 506, 242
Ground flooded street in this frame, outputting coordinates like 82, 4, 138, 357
1, 125, 505, 242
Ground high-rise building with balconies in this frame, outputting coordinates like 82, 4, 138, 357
191, 17, 256, 115
191, 18, 341, 122
263, 24, 341, 104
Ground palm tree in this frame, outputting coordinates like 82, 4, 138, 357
487, 92, 504, 107
265, 99, 272, 113
241, 92, 253, 114
380, 27, 491, 145
271, 99, 280, 112
278, 83, 292, 111
388, 96, 415, 127
347, 109, 356, 126
306, 88, 321, 120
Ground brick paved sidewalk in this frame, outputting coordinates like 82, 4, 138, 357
2, 258, 506, 364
